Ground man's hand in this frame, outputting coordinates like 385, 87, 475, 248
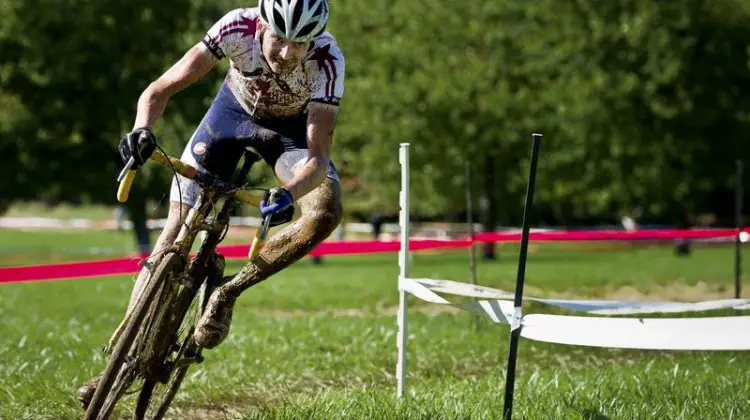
119, 128, 156, 169
260, 188, 293, 218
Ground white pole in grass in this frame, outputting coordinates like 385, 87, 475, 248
465, 161, 479, 330
735, 160, 744, 299
397, 143, 411, 399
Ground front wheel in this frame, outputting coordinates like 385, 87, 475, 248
84, 253, 183, 420
132, 253, 222, 419
135, 337, 202, 420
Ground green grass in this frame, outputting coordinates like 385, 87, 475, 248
4, 202, 122, 221
0, 228, 257, 266
0, 230, 748, 419
0, 229, 136, 266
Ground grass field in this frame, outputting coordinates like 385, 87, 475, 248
0, 229, 748, 419
3, 202, 122, 222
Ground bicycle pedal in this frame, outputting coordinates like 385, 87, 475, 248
148, 363, 173, 384
180, 350, 204, 365
178, 273, 193, 288
186, 354, 204, 365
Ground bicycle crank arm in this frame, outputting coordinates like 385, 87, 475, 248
175, 355, 204, 368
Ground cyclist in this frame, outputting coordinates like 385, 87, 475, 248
78, 0, 344, 406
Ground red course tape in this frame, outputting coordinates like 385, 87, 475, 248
0, 229, 745, 284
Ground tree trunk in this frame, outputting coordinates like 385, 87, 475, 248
126, 195, 151, 257
480, 155, 497, 260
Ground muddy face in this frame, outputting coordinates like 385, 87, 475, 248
260, 25, 310, 74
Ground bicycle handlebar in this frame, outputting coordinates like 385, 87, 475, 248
116, 151, 262, 207
117, 170, 136, 202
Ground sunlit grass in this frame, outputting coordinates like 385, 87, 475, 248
0, 230, 747, 419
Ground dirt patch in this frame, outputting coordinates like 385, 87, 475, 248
248, 304, 463, 319
531, 280, 740, 302
167, 404, 244, 420
603, 281, 725, 301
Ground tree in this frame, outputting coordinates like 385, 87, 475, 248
0, 0, 225, 248
332, 0, 750, 226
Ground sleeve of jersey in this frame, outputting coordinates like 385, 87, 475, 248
202, 9, 258, 60
310, 43, 345, 106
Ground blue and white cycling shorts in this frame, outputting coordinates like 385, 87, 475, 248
170, 81, 340, 207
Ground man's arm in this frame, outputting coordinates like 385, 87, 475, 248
283, 102, 339, 201
133, 43, 219, 130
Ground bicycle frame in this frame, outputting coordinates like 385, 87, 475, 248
84, 147, 276, 420
118, 150, 265, 208
118, 148, 272, 262
111, 148, 272, 355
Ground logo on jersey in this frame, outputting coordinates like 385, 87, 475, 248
193, 142, 208, 156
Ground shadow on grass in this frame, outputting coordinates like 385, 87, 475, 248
582, 409, 611, 420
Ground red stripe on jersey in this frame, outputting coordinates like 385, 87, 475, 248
327, 60, 338, 98
214, 16, 257, 43
321, 62, 333, 98
309, 43, 339, 99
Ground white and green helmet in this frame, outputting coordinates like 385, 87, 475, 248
258, 0, 329, 42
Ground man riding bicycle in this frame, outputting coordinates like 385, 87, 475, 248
78, 0, 343, 406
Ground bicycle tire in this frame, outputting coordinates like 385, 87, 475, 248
134, 254, 220, 420
137, 340, 200, 420
84, 253, 183, 420
133, 298, 200, 420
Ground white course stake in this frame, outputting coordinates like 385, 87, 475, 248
397, 143, 411, 399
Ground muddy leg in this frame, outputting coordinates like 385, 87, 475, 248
193, 178, 342, 348
230, 178, 341, 291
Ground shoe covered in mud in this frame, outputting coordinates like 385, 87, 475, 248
76, 375, 101, 409
193, 282, 236, 349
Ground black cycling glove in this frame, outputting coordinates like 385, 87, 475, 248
119, 128, 156, 169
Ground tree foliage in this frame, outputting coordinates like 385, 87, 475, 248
0, 0, 224, 211
333, 0, 750, 225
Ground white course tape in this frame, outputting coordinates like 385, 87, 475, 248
400, 277, 514, 324
526, 297, 750, 314
401, 277, 750, 350
511, 306, 523, 331
406, 277, 750, 315
461, 300, 514, 324
411, 278, 513, 299
399, 277, 450, 304
521, 314, 750, 350
586, 299, 750, 315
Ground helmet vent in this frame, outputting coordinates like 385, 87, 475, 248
272, 7, 287, 35
297, 21, 318, 39
291, 0, 304, 31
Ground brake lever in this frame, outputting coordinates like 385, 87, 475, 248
117, 157, 135, 182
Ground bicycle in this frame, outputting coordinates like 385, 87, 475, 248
83, 146, 286, 420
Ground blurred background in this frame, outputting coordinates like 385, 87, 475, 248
0, 0, 748, 254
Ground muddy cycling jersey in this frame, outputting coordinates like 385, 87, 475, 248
202, 7, 345, 119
